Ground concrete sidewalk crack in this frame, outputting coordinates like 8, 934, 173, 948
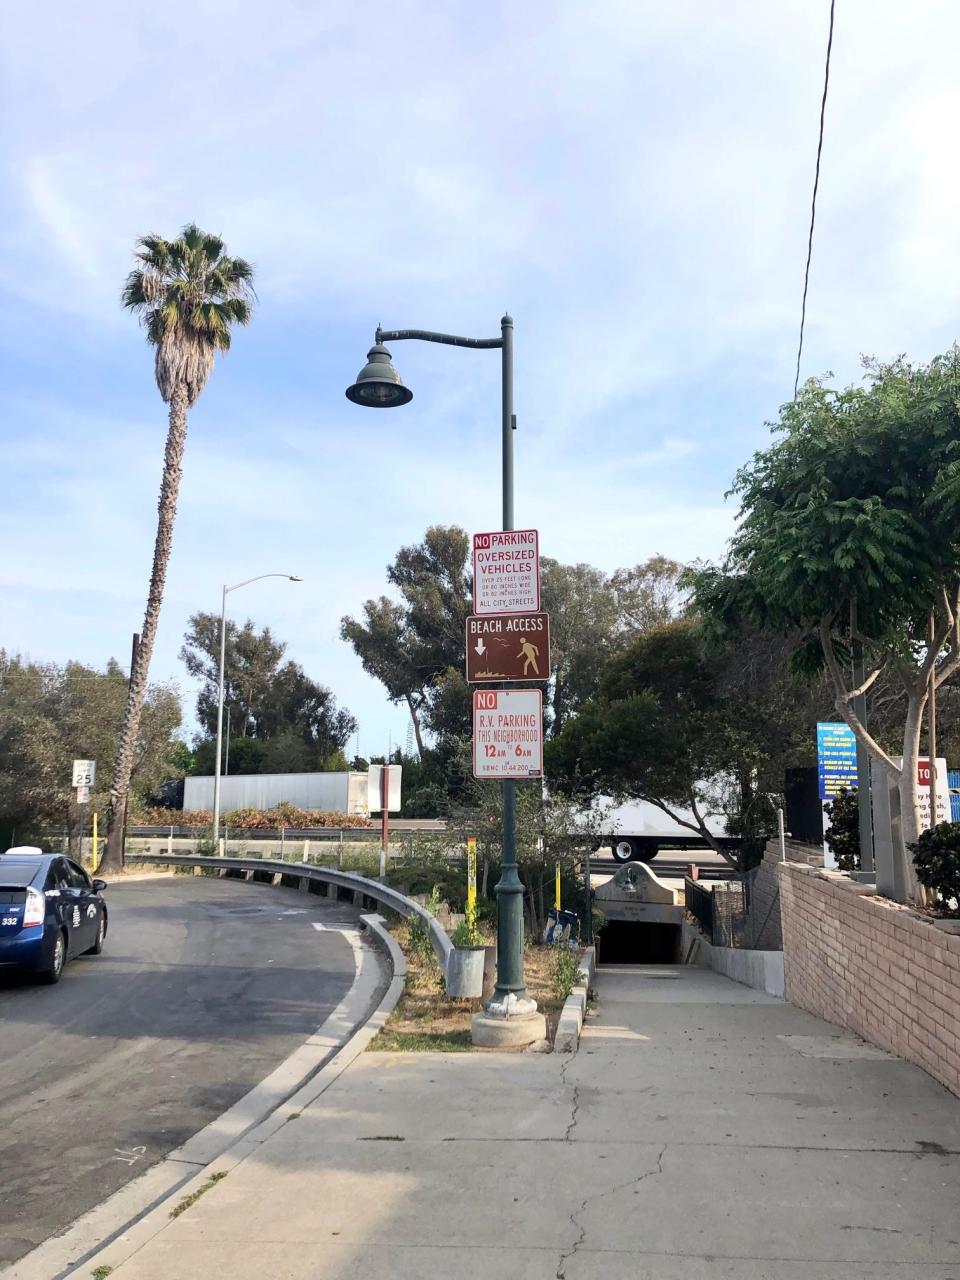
556, 1145, 667, 1279
559, 1057, 580, 1142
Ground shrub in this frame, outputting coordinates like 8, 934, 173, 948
551, 940, 581, 1003
133, 805, 373, 830
823, 788, 861, 871
451, 917, 481, 947
407, 886, 443, 961
909, 822, 960, 916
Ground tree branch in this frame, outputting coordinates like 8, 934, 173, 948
819, 616, 900, 778
637, 792, 739, 869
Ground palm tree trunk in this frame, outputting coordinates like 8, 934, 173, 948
101, 384, 189, 871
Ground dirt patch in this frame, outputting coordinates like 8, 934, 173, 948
367, 918, 573, 1052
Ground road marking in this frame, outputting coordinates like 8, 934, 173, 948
113, 1146, 146, 1166
312, 922, 326, 931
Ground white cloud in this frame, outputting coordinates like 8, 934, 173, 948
3, 0, 960, 745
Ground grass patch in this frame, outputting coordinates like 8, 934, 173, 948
91, 1268, 113, 1279
169, 1171, 227, 1219
371, 1028, 474, 1052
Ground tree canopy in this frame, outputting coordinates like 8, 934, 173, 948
689, 349, 960, 862
180, 614, 355, 773
0, 653, 183, 849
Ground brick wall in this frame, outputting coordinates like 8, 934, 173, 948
779, 861, 960, 1097
744, 839, 824, 950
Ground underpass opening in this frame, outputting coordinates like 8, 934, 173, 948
598, 919, 681, 965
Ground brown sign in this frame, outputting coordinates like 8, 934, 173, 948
465, 611, 551, 683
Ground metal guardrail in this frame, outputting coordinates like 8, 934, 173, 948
127, 852, 453, 972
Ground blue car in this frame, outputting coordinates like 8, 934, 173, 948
0, 847, 108, 984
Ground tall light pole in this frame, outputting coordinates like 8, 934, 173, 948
346, 316, 535, 1017
212, 573, 302, 845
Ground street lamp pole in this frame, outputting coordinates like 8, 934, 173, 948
346, 316, 530, 1009
212, 573, 302, 846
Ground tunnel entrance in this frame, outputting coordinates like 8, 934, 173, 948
598, 920, 681, 965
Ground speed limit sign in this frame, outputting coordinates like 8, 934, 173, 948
71, 759, 96, 788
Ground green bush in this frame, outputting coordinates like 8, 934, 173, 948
824, 788, 861, 871
450, 917, 481, 947
909, 822, 960, 916
551, 940, 581, 1003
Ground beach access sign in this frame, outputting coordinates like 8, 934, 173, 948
472, 688, 543, 779
465, 610, 551, 683
472, 529, 540, 615
816, 722, 858, 799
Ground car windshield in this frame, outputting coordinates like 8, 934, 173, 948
0, 860, 43, 887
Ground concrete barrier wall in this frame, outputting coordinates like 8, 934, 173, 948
681, 921, 784, 997
779, 861, 960, 1098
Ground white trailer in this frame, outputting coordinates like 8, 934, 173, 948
182, 771, 369, 816
595, 798, 735, 863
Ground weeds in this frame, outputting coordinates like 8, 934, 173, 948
551, 941, 582, 1003
169, 1171, 227, 1219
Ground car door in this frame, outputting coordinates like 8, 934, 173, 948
65, 859, 99, 953
66, 860, 99, 952
51, 857, 85, 958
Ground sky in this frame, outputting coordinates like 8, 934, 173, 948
2, 0, 960, 759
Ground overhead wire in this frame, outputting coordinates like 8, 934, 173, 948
794, 0, 837, 399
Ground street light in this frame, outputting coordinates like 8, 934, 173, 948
212, 573, 303, 845
347, 316, 540, 1031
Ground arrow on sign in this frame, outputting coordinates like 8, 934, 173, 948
475, 638, 486, 656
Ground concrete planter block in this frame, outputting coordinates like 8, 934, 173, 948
445, 946, 485, 998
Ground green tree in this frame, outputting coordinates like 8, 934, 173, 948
103, 225, 255, 871
690, 351, 960, 886
341, 526, 471, 757
547, 621, 741, 862
0, 653, 182, 851
180, 613, 356, 771
540, 559, 619, 734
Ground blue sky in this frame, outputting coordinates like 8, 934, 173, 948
2, 0, 960, 757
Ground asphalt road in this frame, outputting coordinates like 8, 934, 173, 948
0, 875, 377, 1267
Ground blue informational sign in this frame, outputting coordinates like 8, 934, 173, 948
816, 721, 859, 800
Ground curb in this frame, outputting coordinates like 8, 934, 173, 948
6, 915, 403, 1280
554, 946, 597, 1053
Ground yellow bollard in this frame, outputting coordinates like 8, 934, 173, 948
555, 861, 561, 912
92, 811, 99, 872
466, 836, 477, 933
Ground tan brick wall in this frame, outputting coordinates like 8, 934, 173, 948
780, 861, 960, 1097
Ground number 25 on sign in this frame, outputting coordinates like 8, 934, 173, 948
472, 688, 543, 780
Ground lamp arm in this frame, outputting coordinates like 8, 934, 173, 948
225, 572, 298, 594
376, 327, 503, 350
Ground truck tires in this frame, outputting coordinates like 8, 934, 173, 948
611, 838, 658, 864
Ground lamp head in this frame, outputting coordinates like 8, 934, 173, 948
345, 343, 412, 408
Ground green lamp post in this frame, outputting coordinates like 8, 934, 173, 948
346, 316, 537, 1020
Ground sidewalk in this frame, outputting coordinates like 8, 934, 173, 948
92, 965, 960, 1278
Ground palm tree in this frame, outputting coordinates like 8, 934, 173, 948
100, 225, 255, 871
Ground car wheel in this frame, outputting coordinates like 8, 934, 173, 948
86, 912, 107, 956
41, 930, 66, 985
612, 839, 636, 863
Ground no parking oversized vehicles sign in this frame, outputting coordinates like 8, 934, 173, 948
472, 688, 543, 780
473, 529, 540, 615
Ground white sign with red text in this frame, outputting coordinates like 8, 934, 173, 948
472, 688, 543, 779
917, 757, 950, 830
472, 529, 540, 615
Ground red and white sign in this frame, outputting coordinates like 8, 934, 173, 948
918, 757, 950, 830
472, 529, 540, 615
472, 688, 543, 780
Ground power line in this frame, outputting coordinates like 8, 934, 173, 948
794, 0, 836, 399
